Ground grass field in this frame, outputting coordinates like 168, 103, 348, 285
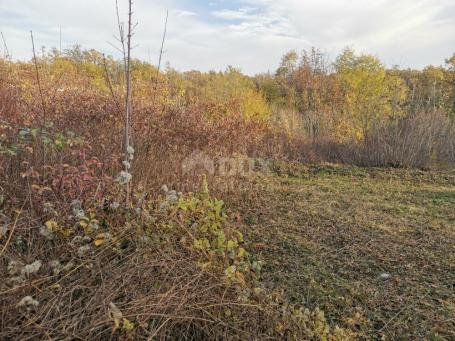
235, 164, 455, 339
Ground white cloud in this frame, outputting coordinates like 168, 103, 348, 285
174, 10, 198, 18
212, 8, 252, 20
0, 0, 453, 74
239, 0, 455, 68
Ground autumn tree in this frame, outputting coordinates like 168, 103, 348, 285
334, 48, 407, 141
276, 50, 299, 78
183, 66, 270, 122
445, 53, 455, 117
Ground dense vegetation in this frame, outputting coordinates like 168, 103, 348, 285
0, 44, 454, 339
258, 48, 455, 167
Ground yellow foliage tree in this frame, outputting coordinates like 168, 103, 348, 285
334, 48, 407, 141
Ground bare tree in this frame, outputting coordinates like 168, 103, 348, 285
157, 10, 168, 74
1, 32, 10, 59
113, 0, 135, 205
30, 31, 47, 126
125, 0, 133, 205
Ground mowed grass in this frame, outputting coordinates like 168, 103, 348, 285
235, 164, 455, 340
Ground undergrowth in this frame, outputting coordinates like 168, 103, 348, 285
1, 45, 453, 340
0, 177, 356, 340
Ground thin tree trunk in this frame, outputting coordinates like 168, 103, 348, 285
124, 0, 133, 206
157, 10, 168, 74
30, 31, 47, 127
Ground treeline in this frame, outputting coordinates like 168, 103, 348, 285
254, 48, 455, 167
256, 48, 455, 138
1, 45, 454, 167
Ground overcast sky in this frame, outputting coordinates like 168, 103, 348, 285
1, 0, 454, 75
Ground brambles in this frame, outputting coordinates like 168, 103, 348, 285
1, 126, 84, 156
0, 176, 356, 340
154, 186, 251, 286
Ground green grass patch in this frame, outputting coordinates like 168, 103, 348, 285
236, 164, 455, 340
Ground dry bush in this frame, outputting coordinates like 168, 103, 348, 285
0, 220, 252, 339
359, 111, 454, 168
0, 58, 356, 339
310, 111, 455, 169
0, 186, 355, 340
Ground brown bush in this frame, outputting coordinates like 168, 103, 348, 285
309, 111, 455, 169
0, 58, 359, 339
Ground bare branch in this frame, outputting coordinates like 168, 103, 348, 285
59, 26, 62, 54
115, 0, 127, 75
157, 10, 169, 74
30, 31, 47, 126
102, 53, 122, 114
107, 41, 126, 55
1, 32, 10, 59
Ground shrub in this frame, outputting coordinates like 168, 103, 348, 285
0, 179, 356, 340
316, 111, 455, 168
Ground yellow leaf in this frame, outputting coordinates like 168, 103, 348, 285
94, 233, 106, 246
237, 247, 247, 259
45, 220, 58, 230
122, 318, 135, 332
61, 228, 74, 238
227, 240, 237, 249
235, 271, 246, 286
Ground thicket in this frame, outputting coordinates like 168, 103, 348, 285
0, 46, 346, 339
0, 41, 454, 339
256, 47, 455, 168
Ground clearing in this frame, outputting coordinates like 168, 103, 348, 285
236, 164, 455, 339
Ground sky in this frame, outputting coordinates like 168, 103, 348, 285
0, 0, 454, 75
